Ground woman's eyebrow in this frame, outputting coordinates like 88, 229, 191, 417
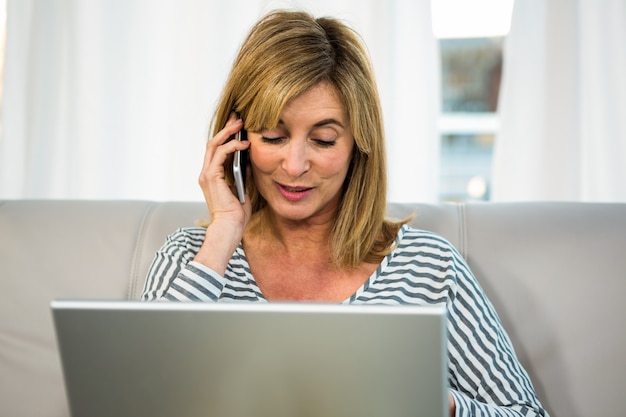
312, 118, 344, 128
275, 118, 345, 129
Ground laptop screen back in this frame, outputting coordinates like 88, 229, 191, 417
51, 301, 447, 417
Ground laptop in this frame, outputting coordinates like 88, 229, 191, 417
51, 300, 448, 417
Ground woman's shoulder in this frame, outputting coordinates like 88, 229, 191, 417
396, 224, 457, 251
167, 226, 206, 238
162, 226, 207, 250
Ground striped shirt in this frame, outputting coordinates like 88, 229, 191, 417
142, 224, 548, 417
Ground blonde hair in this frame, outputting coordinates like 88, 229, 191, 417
212, 10, 407, 269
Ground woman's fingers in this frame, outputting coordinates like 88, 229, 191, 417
198, 114, 251, 224
199, 133, 249, 187
203, 116, 243, 161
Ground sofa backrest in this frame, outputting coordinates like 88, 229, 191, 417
1, 200, 625, 417
0, 200, 209, 416
393, 202, 626, 417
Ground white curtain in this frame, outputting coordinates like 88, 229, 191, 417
0, 0, 439, 202
492, 0, 626, 202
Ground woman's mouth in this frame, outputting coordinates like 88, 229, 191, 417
276, 183, 314, 202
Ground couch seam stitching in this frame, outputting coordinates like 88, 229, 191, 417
458, 202, 468, 260
127, 201, 158, 299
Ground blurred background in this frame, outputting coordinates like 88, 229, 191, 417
1, 0, 625, 203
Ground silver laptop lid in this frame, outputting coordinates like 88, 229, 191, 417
51, 300, 447, 417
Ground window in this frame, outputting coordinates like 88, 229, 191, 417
0, 0, 6, 138
431, 0, 513, 202
438, 37, 503, 201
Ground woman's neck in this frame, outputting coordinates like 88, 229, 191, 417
242, 208, 378, 302
245, 208, 335, 261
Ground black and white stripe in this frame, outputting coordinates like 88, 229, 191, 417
142, 225, 548, 417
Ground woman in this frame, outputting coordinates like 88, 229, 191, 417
142, 10, 548, 417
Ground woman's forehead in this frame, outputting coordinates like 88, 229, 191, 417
245, 81, 346, 131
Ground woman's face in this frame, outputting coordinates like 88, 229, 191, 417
248, 82, 354, 225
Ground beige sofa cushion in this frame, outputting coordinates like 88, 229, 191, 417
1, 200, 625, 417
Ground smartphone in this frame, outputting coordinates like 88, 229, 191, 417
232, 113, 248, 204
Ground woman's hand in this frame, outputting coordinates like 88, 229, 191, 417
448, 392, 456, 417
194, 114, 252, 275
198, 114, 252, 227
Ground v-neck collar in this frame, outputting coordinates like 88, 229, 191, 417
233, 225, 407, 304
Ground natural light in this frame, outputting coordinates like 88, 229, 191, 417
431, 0, 515, 38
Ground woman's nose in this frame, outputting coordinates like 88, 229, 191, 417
281, 140, 311, 177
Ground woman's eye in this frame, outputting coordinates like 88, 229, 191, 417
313, 139, 337, 148
261, 136, 284, 144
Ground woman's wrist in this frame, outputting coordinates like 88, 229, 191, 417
193, 220, 244, 275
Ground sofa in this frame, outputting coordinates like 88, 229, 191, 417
1, 199, 625, 417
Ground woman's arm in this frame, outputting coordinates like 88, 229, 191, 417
445, 246, 549, 416
194, 114, 251, 275
141, 228, 226, 301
